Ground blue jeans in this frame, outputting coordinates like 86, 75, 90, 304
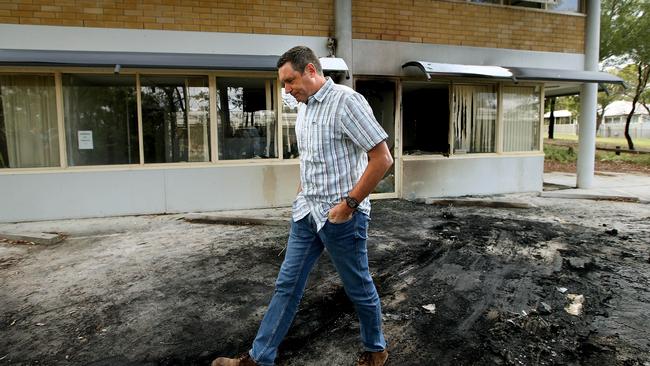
249, 212, 386, 366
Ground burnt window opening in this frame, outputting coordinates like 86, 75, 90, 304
402, 82, 450, 155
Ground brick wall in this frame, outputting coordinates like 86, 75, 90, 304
0, 0, 333, 36
0, 0, 585, 54
353, 1, 585, 53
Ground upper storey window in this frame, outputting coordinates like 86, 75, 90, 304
469, 0, 582, 13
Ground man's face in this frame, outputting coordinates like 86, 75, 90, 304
279, 62, 312, 103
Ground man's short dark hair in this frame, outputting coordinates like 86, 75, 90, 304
277, 46, 323, 75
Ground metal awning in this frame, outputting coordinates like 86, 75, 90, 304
319, 57, 350, 79
403, 61, 624, 85
402, 61, 514, 80
0, 49, 280, 71
506, 66, 624, 84
319, 57, 348, 72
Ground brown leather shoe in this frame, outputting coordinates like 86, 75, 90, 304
211, 353, 257, 366
357, 349, 389, 366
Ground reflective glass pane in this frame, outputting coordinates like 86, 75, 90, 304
281, 88, 299, 159
504, 0, 544, 9
0, 74, 59, 168
503, 86, 540, 152
217, 78, 276, 160
547, 0, 580, 12
63, 74, 139, 166
141, 76, 210, 163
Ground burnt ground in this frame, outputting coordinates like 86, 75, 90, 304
1, 197, 650, 366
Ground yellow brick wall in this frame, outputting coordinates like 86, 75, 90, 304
0, 0, 333, 36
353, 1, 585, 53
0, 0, 585, 54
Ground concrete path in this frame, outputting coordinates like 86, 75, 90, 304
543, 171, 650, 203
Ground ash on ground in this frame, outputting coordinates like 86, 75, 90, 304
1, 197, 649, 366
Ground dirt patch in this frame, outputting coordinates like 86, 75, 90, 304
1, 199, 650, 365
544, 159, 650, 174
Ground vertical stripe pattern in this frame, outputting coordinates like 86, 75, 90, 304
292, 78, 388, 231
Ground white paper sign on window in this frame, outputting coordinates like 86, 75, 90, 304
78, 130, 94, 150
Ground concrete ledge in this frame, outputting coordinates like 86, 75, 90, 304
424, 198, 536, 209
540, 192, 640, 203
184, 213, 290, 226
0, 232, 64, 245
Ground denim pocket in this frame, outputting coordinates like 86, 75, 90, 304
354, 212, 369, 240
326, 211, 355, 226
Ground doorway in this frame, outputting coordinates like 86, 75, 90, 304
355, 79, 397, 194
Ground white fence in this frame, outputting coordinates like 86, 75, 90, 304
544, 122, 650, 139
543, 123, 578, 135
598, 122, 650, 139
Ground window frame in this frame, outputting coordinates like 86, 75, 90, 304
61, 72, 141, 167
214, 76, 279, 161
398, 76, 545, 161
450, 82, 500, 155
501, 84, 545, 153
0, 66, 287, 173
465, 0, 585, 15
0, 72, 61, 169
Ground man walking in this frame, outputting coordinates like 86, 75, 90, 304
213, 46, 393, 366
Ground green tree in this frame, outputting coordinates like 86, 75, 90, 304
601, 0, 650, 150
640, 78, 650, 114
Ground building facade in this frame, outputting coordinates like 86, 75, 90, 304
0, 0, 615, 222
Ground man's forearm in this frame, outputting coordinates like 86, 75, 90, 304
348, 142, 393, 202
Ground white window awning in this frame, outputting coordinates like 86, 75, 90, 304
402, 61, 514, 81
403, 61, 624, 85
319, 57, 349, 72
319, 57, 350, 79
506, 66, 624, 84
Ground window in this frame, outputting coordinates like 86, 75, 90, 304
469, 0, 582, 12
2, 71, 287, 169
63, 74, 139, 166
546, 0, 580, 12
402, 82, 541, 156
0, 74, 59, 168
504, 0, 544, 9
452, 84, 497, 153
503, 86, 541, 152
281, 88, 299, 159
140, 76, 210, 163
216, 77, 276, 160
402, 82, 450, 155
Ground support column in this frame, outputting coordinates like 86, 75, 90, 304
577, 0, 600, 188
335, 0, 353, 88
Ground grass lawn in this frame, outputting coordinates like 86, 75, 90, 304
551, 134, 650, 150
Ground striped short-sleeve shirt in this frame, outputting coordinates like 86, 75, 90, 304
292, 78, 388, 231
